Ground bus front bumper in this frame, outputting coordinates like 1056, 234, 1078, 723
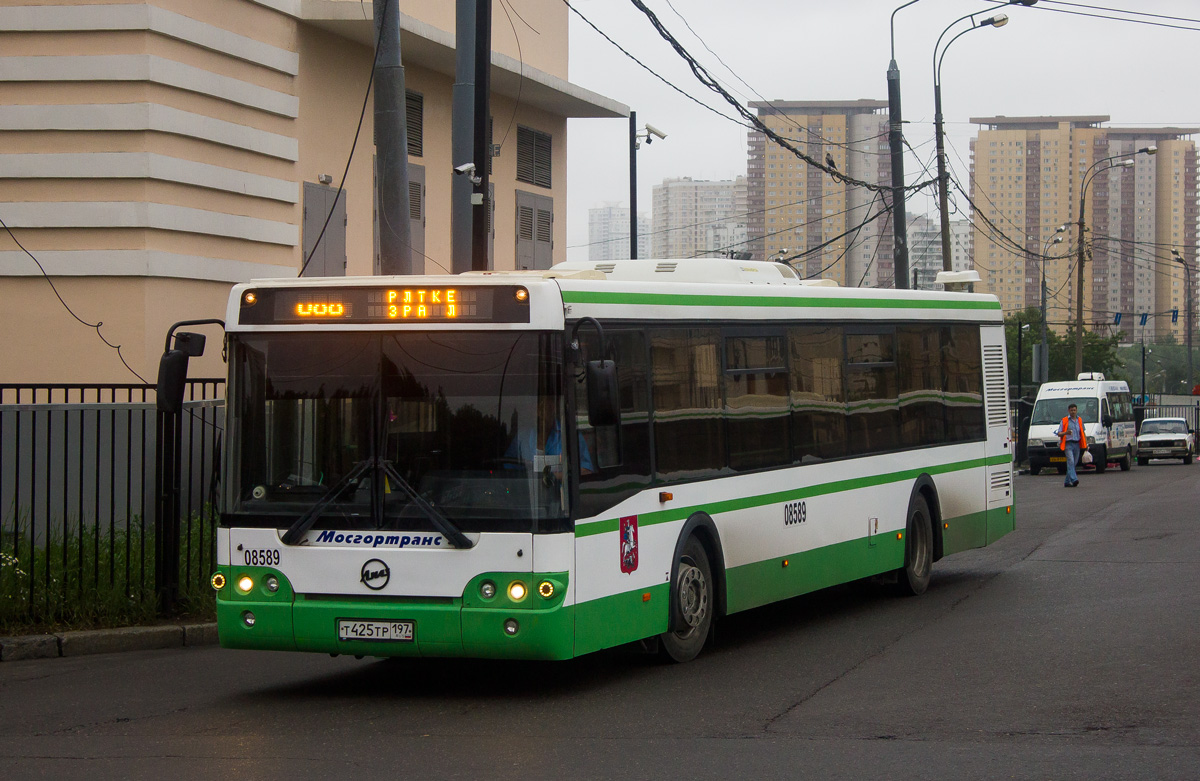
213, 565, 575, 660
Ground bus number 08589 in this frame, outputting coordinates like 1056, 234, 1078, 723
244, 549, 280, 566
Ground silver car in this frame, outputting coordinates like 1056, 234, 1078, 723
1136, 417, 1195, 465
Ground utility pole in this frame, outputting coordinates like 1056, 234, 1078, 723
470, 0, 492, 271
886, 57, 909, 288
1174, 249, 1194, 391
374, 0, 413, 275
451, 0, 477, 274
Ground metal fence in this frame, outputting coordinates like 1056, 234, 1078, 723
0, 381, 223, 630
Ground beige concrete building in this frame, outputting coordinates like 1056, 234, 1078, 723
650, 175, 746, 259
0, 0, 624, 383
747, 100, 891, 285
969, 116, 1197, 342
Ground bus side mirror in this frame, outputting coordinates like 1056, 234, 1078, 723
156, 331, 207, 413
1103, 415, 1114, 428
586, 359, 620, 427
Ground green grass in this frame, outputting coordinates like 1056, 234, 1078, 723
0, 507, 217, 636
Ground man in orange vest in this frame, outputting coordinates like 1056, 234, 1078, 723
1055, 403, 1088, 487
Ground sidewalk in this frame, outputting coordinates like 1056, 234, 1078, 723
0, 622, 218, 662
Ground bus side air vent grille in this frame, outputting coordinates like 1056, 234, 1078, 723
595, 263, 616, 274
989, 466, 1012, 493
982, 344, 1008, 428
655, 262, 678, 273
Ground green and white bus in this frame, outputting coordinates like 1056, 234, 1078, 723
214, 258, 1014, 662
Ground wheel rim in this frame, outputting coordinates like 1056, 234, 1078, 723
910, 511, 931, 577
675, 559, 709, 634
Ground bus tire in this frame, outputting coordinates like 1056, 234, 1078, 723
660, 536, 713, 663
896, 495, 933, 597
1093, 445, 1107, 473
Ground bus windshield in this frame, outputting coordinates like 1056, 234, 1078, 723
1030, 396, 1099, 425
227, 331, 569, 534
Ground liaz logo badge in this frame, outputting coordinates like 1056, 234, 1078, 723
619, 515, 638, 574
360, 558, 390, 590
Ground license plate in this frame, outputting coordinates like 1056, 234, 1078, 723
337, 619, 414, 642
1049, 456, 1066, 463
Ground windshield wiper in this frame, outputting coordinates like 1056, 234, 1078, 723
280, 458, 475, 549
280, 459, 373, 546
379, 460, 474, 549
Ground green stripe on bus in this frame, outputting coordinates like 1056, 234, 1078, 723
575, 453, 1012, 538
560, 290, 1001, 311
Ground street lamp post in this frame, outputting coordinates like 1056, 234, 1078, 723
1074, 147, 1156, 375
1173, 248, 1194, 391
933, 12, 1009, 272
1035, 227, 1067, 383
888, 0, 1036, 288
1017, 322, 1030, 400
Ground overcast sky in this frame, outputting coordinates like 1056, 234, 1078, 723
559, 0, 1200, 261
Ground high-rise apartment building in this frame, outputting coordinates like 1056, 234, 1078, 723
588, 204, 649, 261
908, 214, 973, 289
746, 100, 891, 285
650, 176, 746, 259
969, 116, 1197, 341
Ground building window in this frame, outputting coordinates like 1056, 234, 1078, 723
517, 126, 552, 188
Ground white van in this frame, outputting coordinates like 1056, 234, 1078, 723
1026, 373, 1136, 475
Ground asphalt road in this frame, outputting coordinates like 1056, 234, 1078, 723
2, 461, 1198, 780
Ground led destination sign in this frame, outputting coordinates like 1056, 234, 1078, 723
238, 285, 530, 325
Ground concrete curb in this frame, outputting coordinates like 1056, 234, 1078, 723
0, 622, 218, 662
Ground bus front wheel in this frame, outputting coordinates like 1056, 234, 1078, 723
660, 537, 713, 663
896, 495, 932, 597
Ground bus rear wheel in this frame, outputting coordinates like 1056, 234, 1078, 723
660, 537, 713, 663
896, 495, 932, 596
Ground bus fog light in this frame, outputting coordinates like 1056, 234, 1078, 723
242, 611, 256, 627
265, 575, 279, 593
480, 581, 496, 599
503, 619, 519, 636
508, 581, 527, 601
237, 575, 254, 593
211, 573, 226, 590
537, 580, 554, 598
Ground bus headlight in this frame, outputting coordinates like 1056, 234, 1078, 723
237, 575, 254, 593
507, 581, 527, 601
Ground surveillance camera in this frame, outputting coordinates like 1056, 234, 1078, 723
454, 162, 476, 176
644, 123, 667, 141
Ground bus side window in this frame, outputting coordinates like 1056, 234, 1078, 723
577, 329, 651, 518
725, 333, 789, 471
652, 328, 724, 483
846, 328, 899, 455
789, 326, 846, 462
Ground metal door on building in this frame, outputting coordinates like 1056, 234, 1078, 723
515, 190, 553, 270
302, 182, 347, 277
